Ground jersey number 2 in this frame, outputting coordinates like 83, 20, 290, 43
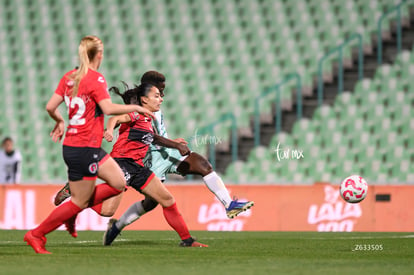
65, 96, 86, 126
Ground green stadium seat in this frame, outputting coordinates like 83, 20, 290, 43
2, 0, 414, 182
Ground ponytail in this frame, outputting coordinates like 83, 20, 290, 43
109, 82, 139, 105
109, 86, 124, 102
109, 82, 155, 106
69, 35, 103, 97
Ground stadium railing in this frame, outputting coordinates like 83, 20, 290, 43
377, 0, 407, 65
188, 112, 238, 170
317, 33, 364, 106
253, 72, 302, 146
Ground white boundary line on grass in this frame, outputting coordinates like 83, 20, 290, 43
2, 237, 219, 245
308, 234, 414, 240
0, 238, 142, 245
2, 235, 413, 245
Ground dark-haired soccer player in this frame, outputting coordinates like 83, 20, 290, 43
100, 83, 207, 247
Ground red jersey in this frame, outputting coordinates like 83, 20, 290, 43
55, 69, 110, 148
110, 112, 154, 166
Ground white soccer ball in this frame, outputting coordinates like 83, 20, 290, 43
339, 175, 368, 203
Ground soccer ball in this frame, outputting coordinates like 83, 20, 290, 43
339, 175, 368, 203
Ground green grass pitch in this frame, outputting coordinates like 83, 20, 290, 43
1, 230, 413, 275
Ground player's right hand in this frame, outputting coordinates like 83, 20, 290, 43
50, 121, 65, 143
104, 129, 113, 142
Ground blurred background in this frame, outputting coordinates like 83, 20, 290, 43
0, 0, 413, 185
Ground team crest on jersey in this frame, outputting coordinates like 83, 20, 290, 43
131, 112, 140, 121
142, 132, 154, 145
66, 80, 74, 87
89, 162, 98, 174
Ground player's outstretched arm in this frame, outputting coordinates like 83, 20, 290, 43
153, 135, 190, 156
103, 114, 131, 142
98, 98, 154, 118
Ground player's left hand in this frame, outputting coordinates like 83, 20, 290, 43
135, 105, 156, 120
177, 144, 191, 156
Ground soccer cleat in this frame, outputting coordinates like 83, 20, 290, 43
40, 236, 47, 245
226, 199, 254, 219
103, 219, 121, 246
179, 237, 208, 247
64, 214, 78, 238
54, 182, 71, 206
24, 231, 51, 254
188, 241, 209, 247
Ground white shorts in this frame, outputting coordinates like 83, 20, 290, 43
143, 147, 187, 180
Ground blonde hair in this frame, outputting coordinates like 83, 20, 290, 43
69, 35, 103, 97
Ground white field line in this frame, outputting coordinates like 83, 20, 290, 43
2, 236, 220, 245
307, 234, 414, 240
3, 235, 414, 245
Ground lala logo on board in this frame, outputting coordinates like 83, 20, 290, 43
307, 185, 362, 232
197, 195, 252, 231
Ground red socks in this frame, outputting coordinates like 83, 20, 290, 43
89, 183, 122, 207
32, 184, 121, 237
32, 201, 81, 237
88, 183, 121, 215
91, 203, 103, 214
162, 202, 191, 240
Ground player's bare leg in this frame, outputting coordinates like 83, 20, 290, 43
178, 152, 254, 218
93, 192, 123, 217
63, 157, 125, 238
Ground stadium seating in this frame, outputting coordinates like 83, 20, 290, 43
223, 48, 414, 184
0, 0, 412, 182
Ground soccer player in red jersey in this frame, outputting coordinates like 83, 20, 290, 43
95, 83, 207, 247
23, 35, 153, 254
102, 72, 254, 244
54, 71, 253, 245
55, 72, 254, 219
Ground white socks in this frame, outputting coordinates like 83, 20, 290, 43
115, 201, 146, 230
203, 171, 232, 208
